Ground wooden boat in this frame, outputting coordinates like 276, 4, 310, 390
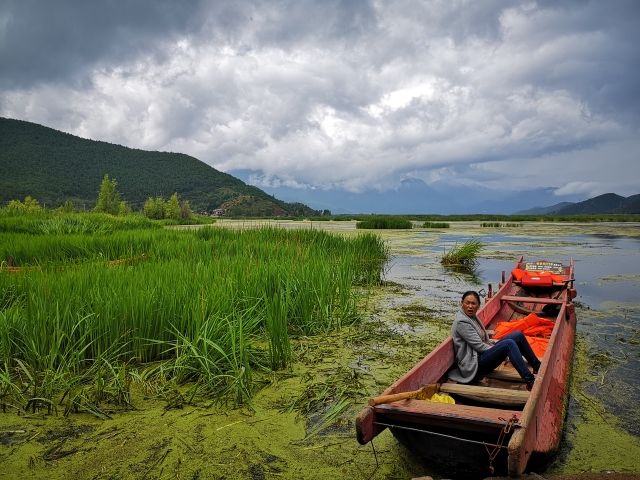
355, 258, 577, 477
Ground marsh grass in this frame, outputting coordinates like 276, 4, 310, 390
480, 222, 523, 228
422, 222, 450, 228
285, 364, 364, 438
356, 217, 413, 229
441, 239, 483, 267
0, 210, 159, 234
0, 215, 387, 411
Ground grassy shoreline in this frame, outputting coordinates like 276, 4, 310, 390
2, 215, 639, 479
0, 212, 387, 414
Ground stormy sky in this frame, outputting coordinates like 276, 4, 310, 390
1, 0, 639, 208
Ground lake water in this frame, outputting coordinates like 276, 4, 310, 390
216, 218, 640, 445
382, 222, 640, 439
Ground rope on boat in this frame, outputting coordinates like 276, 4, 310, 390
373, 421, 509, 449
485, 415, 519, 474
370, 438, 378, 467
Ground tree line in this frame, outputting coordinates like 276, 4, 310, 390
5, 174, 194, 221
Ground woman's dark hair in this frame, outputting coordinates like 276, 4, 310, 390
461, 290, 481, 303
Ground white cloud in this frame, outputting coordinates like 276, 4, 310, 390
554, 182, 600, 197
1, 0, 638, 198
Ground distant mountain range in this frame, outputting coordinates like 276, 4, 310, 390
0, 117, 320, 216
231, 170, 640, 215
515, 193, 640, 215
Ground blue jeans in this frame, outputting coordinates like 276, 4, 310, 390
477, 331, 540, 384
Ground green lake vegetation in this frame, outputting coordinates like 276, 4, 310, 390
0, 279, 444, 479
440, 239, 483, 267
547, 335, 640, 474
480, 222, 523, 228
2, 215, 639, 479
0, 209, 387, 417
356, 217, 413, 229
422, 221, 450, 228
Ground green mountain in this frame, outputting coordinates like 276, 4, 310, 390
515, 193, 640, 215
515, 201, 575, 215
554, 193, 622, 214
0, 117, 320, 216
614, 194, 640, 213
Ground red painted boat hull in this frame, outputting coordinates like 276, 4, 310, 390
355, 258, 577, 477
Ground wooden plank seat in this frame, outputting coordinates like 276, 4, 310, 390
500, 295, 565, 304
440, 383, 530, 407
369, 380, 531, 408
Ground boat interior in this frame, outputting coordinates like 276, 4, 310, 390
434, 274, 571, 411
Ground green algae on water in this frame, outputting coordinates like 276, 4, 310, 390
548, 338, 640, 475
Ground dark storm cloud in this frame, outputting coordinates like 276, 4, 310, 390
241, 0, 377, 47
0, 0, 206, 88
499, 0, 640, 123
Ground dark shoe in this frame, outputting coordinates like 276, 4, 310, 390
526, 380, 534, 391
532, 362, 541, 374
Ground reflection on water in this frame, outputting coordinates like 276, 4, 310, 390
383, 223, 640, 437
442, 264, 483, 285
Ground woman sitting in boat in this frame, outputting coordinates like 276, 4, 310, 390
448, 291, 541, 390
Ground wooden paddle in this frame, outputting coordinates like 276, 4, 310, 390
368, 384, 440, 406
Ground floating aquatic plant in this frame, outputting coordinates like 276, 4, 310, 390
440, 239, 483, 267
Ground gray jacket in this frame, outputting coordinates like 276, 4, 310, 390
448, 309, 493, 383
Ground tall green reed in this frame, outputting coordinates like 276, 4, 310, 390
441, 239, 483, 267
356, 217, 413, 229
0, 217, 387, 408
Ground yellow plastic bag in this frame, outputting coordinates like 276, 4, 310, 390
429, 392, 455, 404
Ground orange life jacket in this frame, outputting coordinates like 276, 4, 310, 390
511, 268, 567, 287
494, 313, 555, 357
525, 336, 549, 358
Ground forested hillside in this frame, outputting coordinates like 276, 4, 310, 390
516, 193, 640, 215
554, 193, 640, 214
0, 117, 319, 216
